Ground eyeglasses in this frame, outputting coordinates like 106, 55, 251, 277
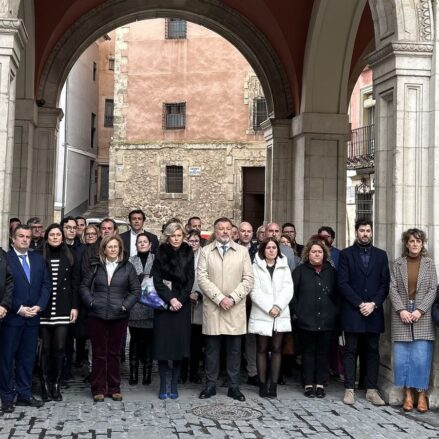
85, 232, 97, 237
188, 240, 200, 244
30, 225, 43, 229
64, 226, 77, 231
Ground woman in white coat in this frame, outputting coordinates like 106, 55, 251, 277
248, 237, 294, 398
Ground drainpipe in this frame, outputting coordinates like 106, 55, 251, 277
61, 78, 69, 219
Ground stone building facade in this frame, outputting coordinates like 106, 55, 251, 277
105, 19, 266, 232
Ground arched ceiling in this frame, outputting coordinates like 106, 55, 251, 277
34, 0, 375, 112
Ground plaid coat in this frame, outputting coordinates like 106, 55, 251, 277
389, 256, 437, 342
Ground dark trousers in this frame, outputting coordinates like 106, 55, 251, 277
299, 329, 332, 386
343, 332, 380, 390
0, 324, 39, 403
88, 317, 128, 396
205, 335, 241, 389
190, 325, 204, 376
128, 326, 153, 367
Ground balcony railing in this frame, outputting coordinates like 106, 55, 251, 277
347, 124, 375, 169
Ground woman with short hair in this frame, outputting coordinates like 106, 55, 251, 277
128, 233, 155, 386
151, 222, 194, 399
80, 235, 140, 402
389, 228, 437, 413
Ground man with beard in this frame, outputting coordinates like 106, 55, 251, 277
338, 218, 390, 406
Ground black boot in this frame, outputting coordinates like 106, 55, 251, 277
52, 357, 63, 402
129, 337, 139, 385
268, 383, 277, 399
129, 365, 139, 385
259, 382, 269, 398
142, 365, 152, 385
39, 354, 52, 402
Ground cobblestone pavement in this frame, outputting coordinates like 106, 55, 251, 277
1, 365, 438, 439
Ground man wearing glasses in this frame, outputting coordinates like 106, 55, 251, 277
26, 217, 44, 251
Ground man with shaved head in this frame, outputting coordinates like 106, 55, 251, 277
237, 222, 257, 263
265, 222, 300, 272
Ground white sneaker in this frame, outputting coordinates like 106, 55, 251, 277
343, 388, 355, 405
366, 389, 385, 406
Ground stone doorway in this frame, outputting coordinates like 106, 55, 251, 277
242, 166, 265, 232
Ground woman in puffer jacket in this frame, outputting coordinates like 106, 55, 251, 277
80, 235, 140, 402
248, 237, 294, 398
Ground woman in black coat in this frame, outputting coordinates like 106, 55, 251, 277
80, 235, 140, 402
151, 222, 194, 399
37, 223, 80, 402
292, 236, 338, 398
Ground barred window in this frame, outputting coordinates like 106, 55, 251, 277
104, 99, 114, 128
165, 18, 187, 39
355, 179, 373, 223
166, 166, 183, 193
108, 57, 115, 71
163, 102, 186, 129
253, 97, 268, 131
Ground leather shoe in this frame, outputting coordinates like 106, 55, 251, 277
15, 396, 44, 408
1, 402, 14, 413
227, 387, 245, 401
199, 387, 216, 399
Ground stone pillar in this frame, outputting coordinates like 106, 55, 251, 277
0, 17, 27, 246
12, 98, 37, 219
30, 106, 63, 226
367, 41, 437, 405
263, 115, 349, 245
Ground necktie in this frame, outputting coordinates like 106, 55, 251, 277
19, 255, 31, 282
222, 245, 228, 256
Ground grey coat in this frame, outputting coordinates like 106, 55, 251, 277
389, 256, 437, 342
128, 253, 155, 328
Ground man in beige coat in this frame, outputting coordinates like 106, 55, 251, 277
198, 217, 254, 401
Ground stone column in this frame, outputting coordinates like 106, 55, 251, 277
30, 106, 63, 226
264, 115, 349, 245
12, 98, 36, 219
367, 42, 438, 405
0, 17, 27, 246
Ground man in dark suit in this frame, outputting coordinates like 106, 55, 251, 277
338, 218, 390, 407
0, 225, 51, 413
120, 209, 159, 256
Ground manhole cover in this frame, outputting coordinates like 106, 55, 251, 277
192, 404, 262, 421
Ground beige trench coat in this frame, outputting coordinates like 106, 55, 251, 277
197, 240, 254, 335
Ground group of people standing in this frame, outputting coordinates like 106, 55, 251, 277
0, 211, 437, 414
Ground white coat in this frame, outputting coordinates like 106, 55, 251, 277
248, 253, 294, 336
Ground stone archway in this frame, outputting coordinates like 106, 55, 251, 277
27, 0, 295, 229
37, 0, 293, 119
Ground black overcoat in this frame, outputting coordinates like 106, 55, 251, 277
338, 243, 390, 333
151, 242, 194, 360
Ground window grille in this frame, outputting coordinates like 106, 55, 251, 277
104, 99, 114, 127
108, 57, 115, 71
93, 62, 97, 81
165, 18, 187, 39
163, 103, 186, 129
253, 97, 268, 131
355, 179, 373, 223
166, 166, 184, 193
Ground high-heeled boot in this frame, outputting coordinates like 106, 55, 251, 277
52, 357, 64, 402
129, 340, 139, 385
417, 390, 428, 413
402, 387, 414, 412
142, 364, 152, 385
39, 354, 52, 402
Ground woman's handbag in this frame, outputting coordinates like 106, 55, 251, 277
139, 277, 167, 310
